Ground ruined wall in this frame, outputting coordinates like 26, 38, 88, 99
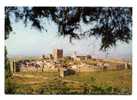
13, 58, 131, 73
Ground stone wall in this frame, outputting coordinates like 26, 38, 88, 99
11, 58, 131, 73
16, 60, 60, 72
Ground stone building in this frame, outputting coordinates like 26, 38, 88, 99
52, 49, 63, 60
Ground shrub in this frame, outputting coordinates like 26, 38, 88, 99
5, 78, 16, 94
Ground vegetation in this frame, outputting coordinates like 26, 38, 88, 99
5, 7, 132, 50
5, 47, 12, 78
5, 69, 132, 94
5, 46, 15, 94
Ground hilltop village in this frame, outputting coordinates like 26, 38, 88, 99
10, 49, 132, 77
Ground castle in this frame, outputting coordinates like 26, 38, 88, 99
9, 49, 132, 77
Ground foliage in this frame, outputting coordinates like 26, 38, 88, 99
5, 47, 12, 78
5, 7, 132, 50
5, 47, 14, 94
5, 78, 16, 94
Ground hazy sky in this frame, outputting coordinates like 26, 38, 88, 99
6, 19, 132, 59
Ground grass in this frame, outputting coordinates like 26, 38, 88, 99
5, 69, 132, 94
64, 70, 132, 89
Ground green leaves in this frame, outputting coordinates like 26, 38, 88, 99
5, 7, 132, 50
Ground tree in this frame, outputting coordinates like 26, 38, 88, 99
5, 7, 132, 50
5, 46, 12, 78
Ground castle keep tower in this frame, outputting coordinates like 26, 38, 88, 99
52, 49, 63, 60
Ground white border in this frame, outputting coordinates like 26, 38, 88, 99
0, 0, 136, 7
0, 0, 136, 100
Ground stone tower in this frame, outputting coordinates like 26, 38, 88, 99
52, 49, 63, 61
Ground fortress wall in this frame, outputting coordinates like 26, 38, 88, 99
18, 64, 59, 72
14, 58, 131, 73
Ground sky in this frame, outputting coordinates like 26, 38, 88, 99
5, 18, 132, 60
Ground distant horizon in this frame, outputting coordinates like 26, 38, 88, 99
6, 18, 132, 61
7, 49, 132, 61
